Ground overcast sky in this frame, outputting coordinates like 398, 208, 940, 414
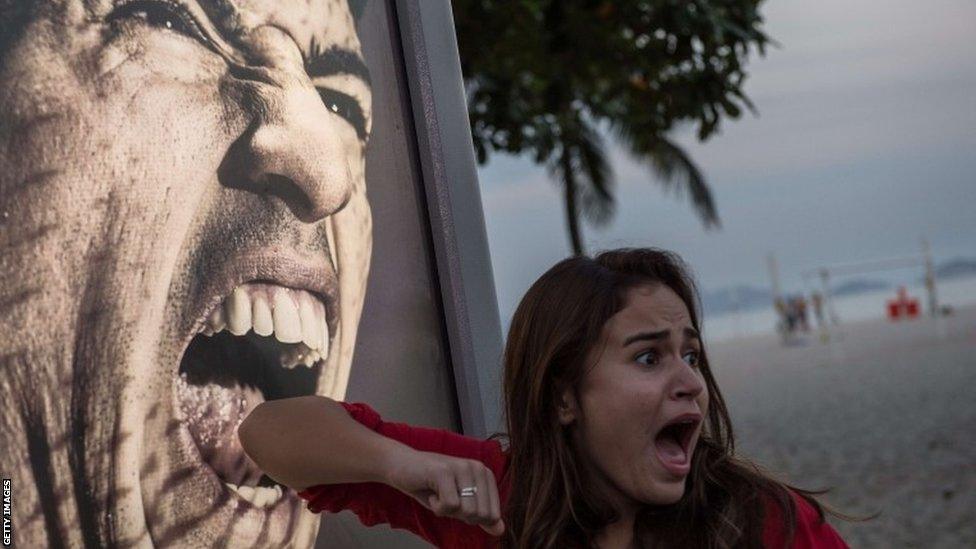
475, 0, 976, 325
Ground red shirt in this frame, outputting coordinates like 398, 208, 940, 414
299, 403, 848, 549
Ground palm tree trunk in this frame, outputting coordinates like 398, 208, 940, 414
560, 147, 584, 255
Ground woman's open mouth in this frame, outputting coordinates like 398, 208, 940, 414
175, 281, 335, 509
653, 414, 702, 477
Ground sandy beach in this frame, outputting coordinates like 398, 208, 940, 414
707, 305, 976, 548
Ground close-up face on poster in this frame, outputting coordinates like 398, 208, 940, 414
1, 0, 460, 546
3, 0, 973, 547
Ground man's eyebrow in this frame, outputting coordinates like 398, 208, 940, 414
305, 44, 371, 85
623, 327, 700, 346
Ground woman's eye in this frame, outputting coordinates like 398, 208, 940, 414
108, 0, 206, 43
683, 351, 700, 367
316, 88, 368, 141
635, 350, 659, 367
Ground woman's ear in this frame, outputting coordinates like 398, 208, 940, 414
557, 387, 578, 426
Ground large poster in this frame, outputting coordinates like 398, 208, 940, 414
0, 0, 491, 547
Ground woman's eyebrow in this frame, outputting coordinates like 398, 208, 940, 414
623, 330, 669, 346
624, 327, 700, 346
305, 44, 371, 86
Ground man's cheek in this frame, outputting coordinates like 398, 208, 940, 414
90, 61, 230, 158
94, 25, 225, 86
105, 96, 229, 197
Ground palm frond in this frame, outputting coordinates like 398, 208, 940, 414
652, 137, 720, 228
611, 121, 720, 228
575, 124, 615, 227
546, 144, 586, 255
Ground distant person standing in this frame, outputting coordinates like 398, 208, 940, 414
797, 295, 810, 332
812, 292, 826, 330
774, 297, 790, 341
786, 296, 799, 334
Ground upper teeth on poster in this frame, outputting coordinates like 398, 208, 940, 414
200, 283, 331, 369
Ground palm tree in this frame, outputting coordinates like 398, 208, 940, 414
453, 0, 768, 255
553, 113, 719, 254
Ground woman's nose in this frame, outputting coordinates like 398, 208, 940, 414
221, 26, 355, 223
671, 360, 705, 401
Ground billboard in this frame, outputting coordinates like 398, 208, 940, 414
0, 0, 501, 546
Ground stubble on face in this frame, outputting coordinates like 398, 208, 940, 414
0, 0, 372, 545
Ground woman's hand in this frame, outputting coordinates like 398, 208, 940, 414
385, 449, 505, 537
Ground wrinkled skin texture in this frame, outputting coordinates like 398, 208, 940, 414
0, 0, 371, 545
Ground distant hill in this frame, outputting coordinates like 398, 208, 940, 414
702, 258, 976, 316
703, 277, 893, 316
702, 285, 771, 315
831, 278, 890, 297
935, 257, 976, 279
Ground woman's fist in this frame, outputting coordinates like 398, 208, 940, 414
386, 450, 505, 536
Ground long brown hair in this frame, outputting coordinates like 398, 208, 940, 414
498, 248, 827, 548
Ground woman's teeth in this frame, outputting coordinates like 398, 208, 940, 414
225, 482, 284, 509
200, 283, 330, 369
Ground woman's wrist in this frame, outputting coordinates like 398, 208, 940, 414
376, 438, 421, 487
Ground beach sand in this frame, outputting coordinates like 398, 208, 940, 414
707, 305, 976, 548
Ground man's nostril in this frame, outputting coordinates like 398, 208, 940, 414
260, 172, 349, 224
262, 173, 317, 218
218, 118, 354, 223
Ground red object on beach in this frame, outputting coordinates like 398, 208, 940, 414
299, 402, 850, 549
887, 287, 920, 320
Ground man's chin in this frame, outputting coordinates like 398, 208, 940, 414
134, 438, 319, 546
118, 353, 324, 546
122, 314, 351, 545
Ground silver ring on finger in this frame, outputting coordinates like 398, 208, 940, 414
459, 486, 478, 497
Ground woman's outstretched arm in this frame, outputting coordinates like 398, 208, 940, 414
237, 396, 505, 537
237, 395, 406, 490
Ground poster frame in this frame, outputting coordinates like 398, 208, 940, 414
393, 0, 505, 438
